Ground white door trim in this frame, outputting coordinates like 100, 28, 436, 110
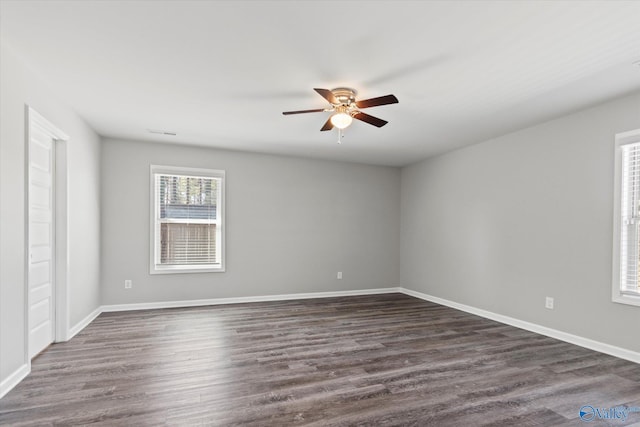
54, 137, 69, 342
25, 106, 70, 361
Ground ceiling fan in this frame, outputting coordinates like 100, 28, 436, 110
282, 88, 398, 140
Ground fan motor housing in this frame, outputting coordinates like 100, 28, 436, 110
331, 87, 357, 106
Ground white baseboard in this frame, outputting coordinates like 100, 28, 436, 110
3, 285, 638, 401
102, 287, 402, 312
0, 363, 30, 399
70, 287, 640, 364
0, 287, 401, 400
67, 306, 103, 340
399, 287, 640, 365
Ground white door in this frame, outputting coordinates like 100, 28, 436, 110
28, 123, 55, 358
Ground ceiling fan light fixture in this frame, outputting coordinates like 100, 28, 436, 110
282, 87, 398, 135
330, 112, 352, 129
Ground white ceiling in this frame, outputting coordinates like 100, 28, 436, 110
1, 0, 639, 166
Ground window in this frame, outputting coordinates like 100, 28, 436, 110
612, 129, 640, 306
150, 165, 225, 274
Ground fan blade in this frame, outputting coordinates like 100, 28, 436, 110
282, 108, 326, 115
314, 88, 339, 105
355, 94, 399, 109
320, 117, 334, 131
353, 112, 388, 128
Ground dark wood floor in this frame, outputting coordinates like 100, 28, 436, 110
1, 294, 640, 426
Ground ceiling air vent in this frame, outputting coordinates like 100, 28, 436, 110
147, 129, 176, 136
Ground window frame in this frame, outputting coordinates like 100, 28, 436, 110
612, 129, 640, 307
149, 165, 226, 274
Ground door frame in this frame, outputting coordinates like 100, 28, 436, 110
25, 106, 69, 362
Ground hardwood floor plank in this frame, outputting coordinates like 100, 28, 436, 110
1, 293, 639, 426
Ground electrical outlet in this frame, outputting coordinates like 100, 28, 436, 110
337, 272, 342, 280
545, 296, 554, 309
124, 280, 132, 289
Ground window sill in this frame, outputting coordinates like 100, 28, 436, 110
150, 264, 225, 275
612, 292, 640, 307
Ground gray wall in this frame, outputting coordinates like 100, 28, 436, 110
0, 42, 101, 384
100, 138, 400, 305
3, 34, 637, 393
401, 91, 640, 352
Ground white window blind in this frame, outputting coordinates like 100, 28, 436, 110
613, 129, 640, 307
150, 166, 225, 274
619, 142, 640, 296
